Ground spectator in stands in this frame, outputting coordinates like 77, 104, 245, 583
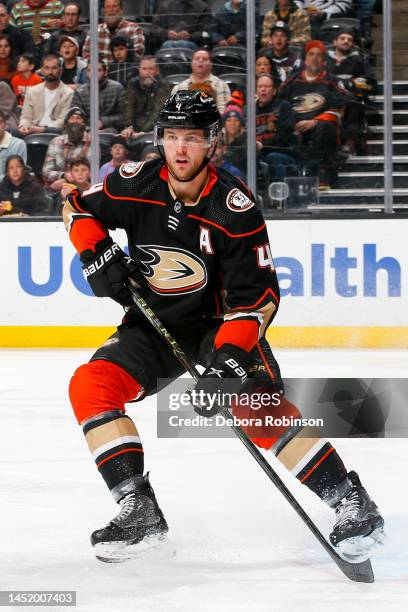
256, 53, 274, 78
0, 80, 19, 129
0, 109, 26, 179
99, 135, 129, 180
0, 33, 16, 82
58, 34, 87, 89
209, 0, 247, 48
172, 49, 231, 114
42, 105, 91, 192
279, 40, 348, 188
222, 106, 246, 177
256, 74, 297, 181
122, 56, 172, 139
261, 0, 311, 47
296, 1, 353, 38
10, 0, 64, 46
151, 0, 212, 50
327, 27, 374, 154
18, 53, 73, 135
140, 144, 160, 161
0, 2, 36, 58
259, 22, 302, 84
71, 59, 125, 132
48, 2, 87, 55
108, 35, 139, 88
0, 154, 45, 216
211, 134, 242, 179
82, 0, 145, 63
11, 52, 42, 106
60, 157, 91, 199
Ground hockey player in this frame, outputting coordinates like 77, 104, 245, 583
63, 90, 383, 563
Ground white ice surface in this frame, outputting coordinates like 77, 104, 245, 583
1, 349, 408, 612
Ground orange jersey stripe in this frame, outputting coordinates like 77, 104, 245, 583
215, 319, 259, 352
70, 218, 108, 254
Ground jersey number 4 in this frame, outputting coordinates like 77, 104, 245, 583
255, 244, 275, 272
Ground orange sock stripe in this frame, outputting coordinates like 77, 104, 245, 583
300, 446, 335, 483
96, 447, 144, 468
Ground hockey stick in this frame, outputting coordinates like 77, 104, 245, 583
128, 283, 374, 583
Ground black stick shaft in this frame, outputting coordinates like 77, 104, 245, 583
128, 284, 374, 583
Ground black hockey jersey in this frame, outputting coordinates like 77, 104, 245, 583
67, 159, 280, 350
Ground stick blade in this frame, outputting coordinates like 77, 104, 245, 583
337, 556, 374, 583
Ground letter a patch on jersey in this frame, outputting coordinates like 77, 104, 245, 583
199, 226, 214, 254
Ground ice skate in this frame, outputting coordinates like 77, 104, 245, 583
91, 474, 174, 563
329, 471, 384, 561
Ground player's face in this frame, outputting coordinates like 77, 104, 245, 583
163, 128, 210, 181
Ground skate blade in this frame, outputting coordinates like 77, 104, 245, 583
94, 533, 176, 564
336, 527, 385, 563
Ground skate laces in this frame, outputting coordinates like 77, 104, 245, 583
336, 489, 362, 526
114, 492, 139, 525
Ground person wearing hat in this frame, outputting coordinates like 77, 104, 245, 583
261, 0, 311, 47
258, 21, 302, 84
42, 105, 91, 192
327, 28, 375, 155
279, 39, 349, 188
108, 35, 139, 88
222, 106, 246, 178
99, 135, 130, 181
58, 34, 86, 89
47, 2, 87, 56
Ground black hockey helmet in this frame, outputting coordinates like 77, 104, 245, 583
155, 90, 221, 180
156, 89, 220, 132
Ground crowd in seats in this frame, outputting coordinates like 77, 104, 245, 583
0, 0, 381, 217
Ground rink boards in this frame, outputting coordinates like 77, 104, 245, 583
1, 219, 407, 348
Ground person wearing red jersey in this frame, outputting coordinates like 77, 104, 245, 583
63, 90, 383, 564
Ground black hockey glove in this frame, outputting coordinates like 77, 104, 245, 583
191, 344, 249, 417
81, 237, 145, 307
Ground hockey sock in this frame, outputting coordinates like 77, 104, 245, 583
274, 427, 348, 501
82, 410, 144, 493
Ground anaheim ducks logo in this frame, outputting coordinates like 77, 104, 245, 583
136, 245, 207, 295
119, 161, 145, 179
292, 93, 325, 114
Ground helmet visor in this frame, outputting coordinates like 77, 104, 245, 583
156, 130, 214, 149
